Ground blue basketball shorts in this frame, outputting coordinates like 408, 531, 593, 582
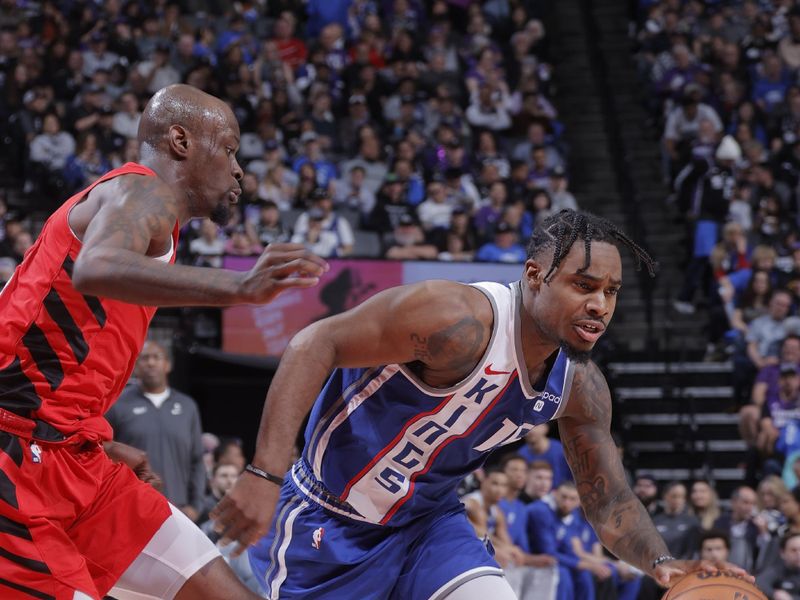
248, 477, 503, 599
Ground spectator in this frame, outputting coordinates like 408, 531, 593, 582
463, 467, 524, 569
689, 479, 722, 530
527, 481, 610, 600
548, 166, 578, 212
137, 41, 181, 95
250, 200, 290, 246
189, 219, 226, 268
713, 486, 770, 572
292, 187, 355, 257
747, 290, 800, 372
521, 460, 554, 504
758, 475, 790, 537
476, 221, 527, 263
439, 207, 477, 261
417, 178, 455, 233
466, 81, 511, 131
292, 130, 338, 188
730, 270, 774, 340
698, 530, 731, 563
758, 363, 800, 458
633, 474, 661, 516
224, 225, 263, 257
498, 455, 531, 551
383, 213, 438, 260
198, 462, 239, 528
111, 91, 141, 139
29, 112, 75, 175
214, 437, 246, 472
742, 335, 800, 451
106, 341, 207, 522
334, 164, 376, 219
652, 481, 701, 559
474, 181, 507, 239
663, 84, 723, 176
62, 131, 111, 192
518, 423, 572, 488
755, 533, 800, 600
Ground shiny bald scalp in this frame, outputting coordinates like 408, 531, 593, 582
137, 84, 236, 153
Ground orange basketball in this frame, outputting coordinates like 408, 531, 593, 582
661, 570, 767, 600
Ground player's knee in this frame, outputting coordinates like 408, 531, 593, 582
72, 592, 95, 600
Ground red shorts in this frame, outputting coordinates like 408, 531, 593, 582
0, 431, 171, 599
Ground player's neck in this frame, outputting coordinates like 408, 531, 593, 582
138, 155, 192, 225
517, 302, 559, 374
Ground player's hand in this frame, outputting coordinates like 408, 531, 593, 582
238, 243, 329, 304
210, 469, 281, 557
526, 553, 557, 568
103, 441, 163, 491
653, 559, 754, 588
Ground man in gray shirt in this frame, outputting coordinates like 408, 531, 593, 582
107, 340, 207, 521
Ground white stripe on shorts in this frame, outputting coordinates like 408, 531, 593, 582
269, 500, 309, 600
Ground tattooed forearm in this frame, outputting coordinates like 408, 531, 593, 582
560, 362, 669, 574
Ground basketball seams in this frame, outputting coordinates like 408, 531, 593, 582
666, 583, 768, 600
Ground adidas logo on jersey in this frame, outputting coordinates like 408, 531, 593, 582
538, 391, 562, 404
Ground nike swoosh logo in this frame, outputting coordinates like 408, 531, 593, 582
484, 364, 511, 376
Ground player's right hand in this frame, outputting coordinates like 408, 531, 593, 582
238, 243, 329, 304
209, 470, 281, 557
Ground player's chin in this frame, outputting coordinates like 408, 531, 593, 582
209, 201, 232, 226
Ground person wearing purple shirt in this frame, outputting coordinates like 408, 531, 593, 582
517, 423, 573, 487
752, 53, 793, 115
740, 335, 800, 451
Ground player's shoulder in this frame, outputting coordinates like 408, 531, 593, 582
395, 279, 494, 325
95, 170, 176, 211
569, 360, 608, 391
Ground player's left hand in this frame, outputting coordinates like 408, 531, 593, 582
210, 468, 282, 557
653, 559, 755, 588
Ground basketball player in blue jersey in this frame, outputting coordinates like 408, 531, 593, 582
213, 210, 750, 598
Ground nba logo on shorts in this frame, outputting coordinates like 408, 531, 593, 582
533, 400, 545, 412
30, 442, 42, 464
312, 527, 324, 550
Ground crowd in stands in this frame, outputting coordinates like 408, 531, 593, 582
0, 0, 579, 287
632, 1, 800, 559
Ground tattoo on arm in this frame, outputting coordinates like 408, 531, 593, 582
561, 363, 669, 573
88, 176, 178, 255
409, 316, 485, 371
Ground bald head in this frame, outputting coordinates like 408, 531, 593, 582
138, 84, 236, 153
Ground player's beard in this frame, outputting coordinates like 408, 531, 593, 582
559, 340, 592, 364
536, 314, 593, 364
210, 200, 231, 226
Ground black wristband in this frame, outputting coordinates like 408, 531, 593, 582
652, 555, 676, 570
244, 463, 285, 487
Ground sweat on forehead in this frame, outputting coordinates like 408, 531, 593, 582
138, 84, 234, 147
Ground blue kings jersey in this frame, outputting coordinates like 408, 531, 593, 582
294, 281, 576, 527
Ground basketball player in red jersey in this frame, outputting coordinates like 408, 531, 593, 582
0, 84, 327, 600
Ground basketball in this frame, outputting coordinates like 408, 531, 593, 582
661, 570, 767, 600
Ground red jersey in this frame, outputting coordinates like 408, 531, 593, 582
0, 163, 179, 441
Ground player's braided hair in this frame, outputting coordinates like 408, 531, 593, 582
527, 209, 657, 283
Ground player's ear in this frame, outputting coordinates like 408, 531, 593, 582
167, 124, 189, 159
524, 258, 544, 290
